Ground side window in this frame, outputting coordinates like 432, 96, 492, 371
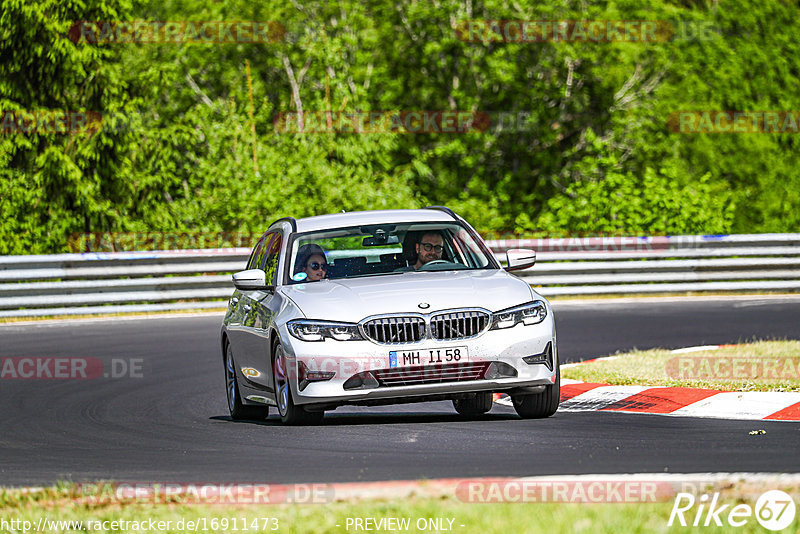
261, 233, 283, 285
247, 234, 268, 270
253, 233, 272, 271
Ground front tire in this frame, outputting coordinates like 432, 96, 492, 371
512, 362, 560, 419
453, 392, 493, 416
273, 341, 324, 425
225, 342, 269, 421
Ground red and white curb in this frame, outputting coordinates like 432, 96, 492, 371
495, 346, 800, 421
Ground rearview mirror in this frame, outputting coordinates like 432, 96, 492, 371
232, 269, 269, 290
362, 235, 400, 246
505, 249, 536, 271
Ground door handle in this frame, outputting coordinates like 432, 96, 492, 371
243, 304, 251, 312
231, 297, 239, 305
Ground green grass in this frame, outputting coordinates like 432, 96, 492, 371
2, 484, 798, 534
562, 340, 800, 392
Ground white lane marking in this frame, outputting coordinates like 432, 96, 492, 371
513, 472, 800, 484
559, 386, 652, 411
561, 378, 583, 385
670, 345, 721, 354
669, 391, 800, 419
734, 299, 798, 307
550, 294, 800, 308
562, 355, 622, 369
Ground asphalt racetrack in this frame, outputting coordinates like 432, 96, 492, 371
2, 297, 799, 486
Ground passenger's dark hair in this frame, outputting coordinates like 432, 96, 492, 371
293, 243, 326, 275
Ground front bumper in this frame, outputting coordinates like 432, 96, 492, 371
278, 316, 557, 407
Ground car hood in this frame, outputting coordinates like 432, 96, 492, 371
280, 270, 534, 322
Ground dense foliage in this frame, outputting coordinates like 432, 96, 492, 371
1, 0, 798, 253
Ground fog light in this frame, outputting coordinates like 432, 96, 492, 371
483, 361, 518, 379
343, 371, 379, 390
298, 361, 335, 391
522, 342, 553, 371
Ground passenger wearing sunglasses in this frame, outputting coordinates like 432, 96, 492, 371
413, 231, 444, 270
293, 244, 328, 282
304, 255, 328, 281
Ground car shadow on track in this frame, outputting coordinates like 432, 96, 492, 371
210, 410, 521, 426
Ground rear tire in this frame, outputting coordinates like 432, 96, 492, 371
225, 342, 269, 421
453, 392, 493, 416
273, 341, 324, 425
512, 362, 560, 419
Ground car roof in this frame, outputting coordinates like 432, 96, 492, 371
288, 209, 458, 233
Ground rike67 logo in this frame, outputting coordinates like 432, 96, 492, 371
669, 490, 796, 531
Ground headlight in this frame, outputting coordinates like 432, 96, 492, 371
490, 301, 547, 330
287, 320, 364, 342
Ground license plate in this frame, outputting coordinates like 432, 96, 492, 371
389, 346, 469, 368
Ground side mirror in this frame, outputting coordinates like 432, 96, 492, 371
505, 249, 536, 271
232, 269, 269, 290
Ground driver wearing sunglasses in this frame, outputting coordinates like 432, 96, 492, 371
293, 243, 328, 282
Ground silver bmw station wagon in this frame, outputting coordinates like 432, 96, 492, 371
221, 207, 559, 424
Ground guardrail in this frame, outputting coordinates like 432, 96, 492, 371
491, 234, 800, 296
1, 234, 798, 317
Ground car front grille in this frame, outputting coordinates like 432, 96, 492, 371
372, 362, 490, 387
362, 316, 426, 344
430, 310, 490, 340
361, 309, 492, 344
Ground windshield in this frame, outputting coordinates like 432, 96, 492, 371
286, 222, 497, 284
